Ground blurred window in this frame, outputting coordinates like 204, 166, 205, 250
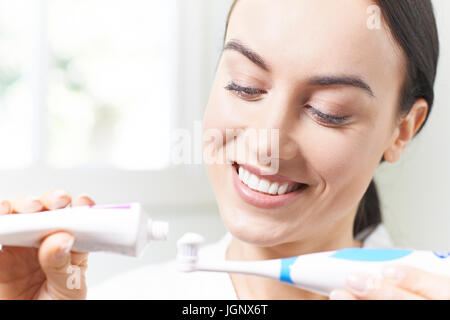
0, 0, 175, 170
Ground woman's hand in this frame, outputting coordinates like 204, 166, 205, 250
0, 190, 95, 300
329, 265, 450, 300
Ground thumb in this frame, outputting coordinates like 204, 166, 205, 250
38, 232, 84, 299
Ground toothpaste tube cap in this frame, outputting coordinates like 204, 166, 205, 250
147, 220, 169, 241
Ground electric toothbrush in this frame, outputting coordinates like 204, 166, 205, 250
176, 233, 450, 297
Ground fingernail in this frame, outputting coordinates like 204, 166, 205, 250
0, 200, 10, 214
54, 236, 74, 260
346, 273, 379, 296
76, 194, 93, 205
382, 266, 404, 283
51, 190, 70, 209
26, 196, 43, 212
329, 290, 355, 300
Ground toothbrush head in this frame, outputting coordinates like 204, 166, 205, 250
176, 232, 205, 272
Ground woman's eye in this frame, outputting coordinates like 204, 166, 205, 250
305, 105, 350, 126
224, 82, 266, 101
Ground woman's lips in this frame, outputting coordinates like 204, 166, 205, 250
231, 163, 308, 209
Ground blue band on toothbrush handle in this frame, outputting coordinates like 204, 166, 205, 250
331, 248, 413, 261
433, 251, 450, 259
280, 257, 298, 284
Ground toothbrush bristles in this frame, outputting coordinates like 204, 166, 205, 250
176, 233, 205, 272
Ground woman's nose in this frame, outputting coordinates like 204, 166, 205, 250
246, 100, 299, 163
246, 128, 298, 163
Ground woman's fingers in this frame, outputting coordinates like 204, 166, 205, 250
8, 196, 44, 213
38, 194, 95, 298
344, 272, 425, 300
0, 190, 89, 215
38, 232, 86, 299
0, 190, 93, 300
40, 189, 72, 211
381, 265, 450, 300
1, 190, 77, 214
1, 190, 74, 215
71, 194, 96, 207
0, 200, 11, 214
68, 194, 95, 265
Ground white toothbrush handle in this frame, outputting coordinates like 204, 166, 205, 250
289, 250, 450, 296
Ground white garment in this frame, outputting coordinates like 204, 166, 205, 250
87, 224, 394, 300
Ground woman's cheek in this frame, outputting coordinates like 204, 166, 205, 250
296, 120, 356, 177
300, 125, 378, 206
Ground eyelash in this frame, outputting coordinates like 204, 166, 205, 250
224, 82, 266, 100
305, 105, 350, 125
224, 81, 350, 125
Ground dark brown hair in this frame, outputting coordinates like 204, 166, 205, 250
224, 0, 440, 238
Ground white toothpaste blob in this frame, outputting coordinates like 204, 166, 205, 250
0, 203, 168, 257
176, 232, 205, 272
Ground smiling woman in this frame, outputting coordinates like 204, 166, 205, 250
90, 0, 447, 301
205, 0, 435, 246
0, 0, 449, 301
201, 0, 443, 299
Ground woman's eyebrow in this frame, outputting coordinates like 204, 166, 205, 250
223, 39, 270, 71
223, 39, 375, 98
307, 75, 375, 98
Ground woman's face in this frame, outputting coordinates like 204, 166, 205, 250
203, 0, 406, 247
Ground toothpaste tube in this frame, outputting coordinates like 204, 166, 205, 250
0, 203, 168, 257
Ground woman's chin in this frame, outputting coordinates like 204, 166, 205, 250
221, 212, 290, 247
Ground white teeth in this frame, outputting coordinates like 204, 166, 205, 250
248, 174, 260, 190
278, 183, 289, 195
243, 169, 250, 184
268, 182, 279, 195
257, 179, 271, 193
237, 165, 300, 195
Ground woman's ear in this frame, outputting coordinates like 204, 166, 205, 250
383, 98, 429, 163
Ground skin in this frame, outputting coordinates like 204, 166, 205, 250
203, 0, 448, 299
0, 191, 95, 299
0, 0, 448, 301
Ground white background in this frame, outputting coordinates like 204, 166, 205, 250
376, 0, 450, 252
